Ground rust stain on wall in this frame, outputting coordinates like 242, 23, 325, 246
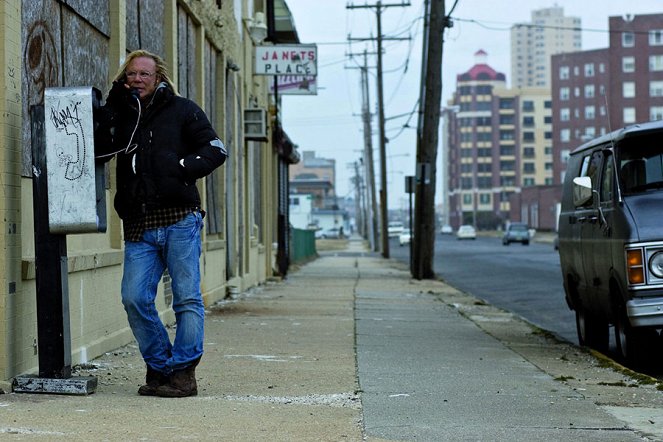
24, 20, 59, 106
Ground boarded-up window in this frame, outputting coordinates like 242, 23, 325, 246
22, 0, 110, 176
204, 40, 222, 234
236, 76, 245, 274
225, 71, 237, 278
177, 7, 198, 100
126, 0, 166, 57
251, 140, 262, 241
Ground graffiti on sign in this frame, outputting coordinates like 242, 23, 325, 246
269, 75, 317, 95
44, 87, 100, 234
49, 100, 88, 181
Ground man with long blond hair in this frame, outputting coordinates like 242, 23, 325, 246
95, 50, 227, 397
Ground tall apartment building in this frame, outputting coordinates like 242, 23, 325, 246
516, 88, 555, 187
446, 51, 553, 229
551, 13, 663, 184
511, 6, 581, 88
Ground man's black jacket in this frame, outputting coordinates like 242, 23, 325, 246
95, 83, 227, 219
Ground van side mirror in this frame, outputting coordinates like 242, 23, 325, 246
573, 176, 593, 206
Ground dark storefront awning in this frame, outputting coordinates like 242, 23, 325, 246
274, 123, 300, 164
272, 0, 300, 43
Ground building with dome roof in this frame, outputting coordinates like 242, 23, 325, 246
444, 50, 553, 229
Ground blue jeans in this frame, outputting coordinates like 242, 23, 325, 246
121, 212, 204, 374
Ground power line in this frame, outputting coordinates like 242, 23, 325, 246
314, 41, 356, 45
386, 98, 419, 141
451, 16, 658, 36
384, 12, 424, 39
319, 57, 349, 68
447, 0, 460, 16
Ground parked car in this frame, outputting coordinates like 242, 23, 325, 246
315, 227, 341, 239
387, 221, 404, 238
502, 223, 530, 245
558, 120, 663, 362
398, 229, 412, 246
440, 225, 453, 235
456, 225, 476, 240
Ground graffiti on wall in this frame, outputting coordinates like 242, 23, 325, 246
24, 20, 59, 105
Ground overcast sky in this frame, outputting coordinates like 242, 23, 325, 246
280, 0, 663, 211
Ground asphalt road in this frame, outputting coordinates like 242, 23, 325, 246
390, 233, 579, 345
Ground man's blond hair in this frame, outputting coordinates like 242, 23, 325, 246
113, 49, 178, 94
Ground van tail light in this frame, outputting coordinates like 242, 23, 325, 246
627, 249, 645, 285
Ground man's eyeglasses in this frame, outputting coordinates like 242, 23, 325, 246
126, 71, 154, 80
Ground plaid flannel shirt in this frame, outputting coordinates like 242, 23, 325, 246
123, 206, 197, 242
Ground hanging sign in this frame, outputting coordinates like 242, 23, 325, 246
255, 44, 318, 76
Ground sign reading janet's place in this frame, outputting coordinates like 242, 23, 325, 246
255, 44, 318, 76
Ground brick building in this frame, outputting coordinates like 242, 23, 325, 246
552, 13, 663, 184
446, 51, 553, 229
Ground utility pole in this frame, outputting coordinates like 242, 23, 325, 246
353, 161, 365, 237
360, 50, 379, 250
345, 49, 380, 250
348, 1, 410, 259
412, 0, 451, 279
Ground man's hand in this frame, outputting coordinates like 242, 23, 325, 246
105, 80, 132, 108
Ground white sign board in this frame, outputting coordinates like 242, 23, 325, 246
255, 44, 317, 76
269, 75, 317, 95
44, 87, 100, 234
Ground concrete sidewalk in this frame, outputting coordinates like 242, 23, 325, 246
2, 237, 663, 440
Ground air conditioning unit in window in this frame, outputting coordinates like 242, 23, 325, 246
244, 108, 268, 141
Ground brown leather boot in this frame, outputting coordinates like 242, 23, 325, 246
138, 366, 169, 396
155, 358, 200, 398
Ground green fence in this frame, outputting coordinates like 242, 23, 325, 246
290, 228, 317, 264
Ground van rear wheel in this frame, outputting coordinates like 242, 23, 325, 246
575, 308, 608, 352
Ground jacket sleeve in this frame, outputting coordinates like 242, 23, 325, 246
180, 102, 228, 182
93, 104, 118, 163
93, 81, 133, 163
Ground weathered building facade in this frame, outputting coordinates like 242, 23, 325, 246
0, 0, 286, 379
